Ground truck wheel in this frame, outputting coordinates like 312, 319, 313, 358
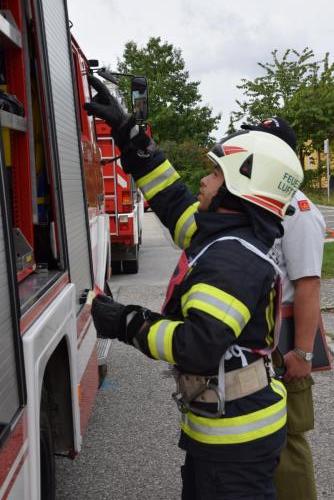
122, 258, 139, 274
40, 410, 56, 500
110, 260, 122, 275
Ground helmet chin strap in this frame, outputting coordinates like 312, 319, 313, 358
208, 184, 245, 213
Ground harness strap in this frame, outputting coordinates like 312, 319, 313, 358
190, 234, 282, 351
188, 235, 282, 276
172, 235, 282, 417
175, 358, 270, 418
218, 345, 252, 402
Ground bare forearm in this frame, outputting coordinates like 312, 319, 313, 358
293, 277, 320, 352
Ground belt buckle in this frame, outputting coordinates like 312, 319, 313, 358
205, 378, 225, 418
172, 376, 225, 418
172, 391, 191, 414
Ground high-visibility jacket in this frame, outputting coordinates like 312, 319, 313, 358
131, 152, 287, 462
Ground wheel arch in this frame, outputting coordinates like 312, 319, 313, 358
40, 336, 74, 454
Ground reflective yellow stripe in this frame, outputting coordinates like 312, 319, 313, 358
180, 380, 287, 445
265, 288, 275, 346
174, 202, 199, 249
37, 196, 48, 204
147, 319, 183, 363
271, 378, 287, 399
136, 160, 180, 201
181, 283, 250, 337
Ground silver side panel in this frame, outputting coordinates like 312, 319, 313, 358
40, 0, 92, 304
0, 208, 19, 422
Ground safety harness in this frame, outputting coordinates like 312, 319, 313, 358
165, 236, 282, 418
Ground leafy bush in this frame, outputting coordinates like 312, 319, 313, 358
303, 188, 334, 206
322, 243, 334, 279
160, 140, 212, 194
301, 168, 324, 190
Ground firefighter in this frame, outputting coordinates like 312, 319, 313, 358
242, 117, 326, 500
85, 78, 304, 499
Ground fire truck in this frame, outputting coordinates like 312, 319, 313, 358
93, 71, 148, 275
95, 117, 143, 275
0, 1, 115, 498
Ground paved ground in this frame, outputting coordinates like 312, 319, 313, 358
321, 280, 334, 310
56, 212, 334, 499
318, 205, 334, 231
56, 213, 183, 499
311, 207, 334, 500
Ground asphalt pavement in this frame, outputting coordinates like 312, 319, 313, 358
56, 213, 183, 499
318, 204, 334, 232
56, 211, 334, 500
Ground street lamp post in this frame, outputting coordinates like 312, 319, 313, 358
324, 138, 330, 201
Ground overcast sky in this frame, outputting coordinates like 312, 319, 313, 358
68, 0, 334, 140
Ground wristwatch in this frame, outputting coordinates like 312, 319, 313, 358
293, 347, 314, 362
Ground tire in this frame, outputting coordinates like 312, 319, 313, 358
110, 260, 122, 275
122, 258, 139, 274
40, 410, 56, 500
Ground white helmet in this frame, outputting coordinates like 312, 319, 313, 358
207, 130, 304, 218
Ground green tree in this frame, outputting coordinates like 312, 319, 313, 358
287, 56, 334, 151
117, 37, 221, 146
231, 48, 334, 171
232, 48, 320, 125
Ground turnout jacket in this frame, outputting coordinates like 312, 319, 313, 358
129, 151, 287, 461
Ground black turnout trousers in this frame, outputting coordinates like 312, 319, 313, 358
181, 453, 279, 500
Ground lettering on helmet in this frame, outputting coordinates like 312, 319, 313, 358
277, 172, 300, 196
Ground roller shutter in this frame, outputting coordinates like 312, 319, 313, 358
0, 169, 20, 424
39, 0, 92, 304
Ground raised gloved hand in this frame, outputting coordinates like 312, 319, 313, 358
84, 76, 151, 154
91, 294, 162, 346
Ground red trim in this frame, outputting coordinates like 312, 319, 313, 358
254, 195, 284, 209
20, 273, 69, 334
0, 412, 26, 490
313, 315, 333, 372
2, 448, 29, 500
78, 347, 98, 435
223, 146, 247, 155
77, 303, 92, 346
243, 194, 283, 216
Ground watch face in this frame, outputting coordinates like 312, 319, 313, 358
294, 348, 313, 362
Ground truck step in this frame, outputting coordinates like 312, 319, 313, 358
96, 338, 112, 366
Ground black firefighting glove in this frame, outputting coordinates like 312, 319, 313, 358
91, 295, 126, 339
91, 294, 162, 347
84, 76, 154, 172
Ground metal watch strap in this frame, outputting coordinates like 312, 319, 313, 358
293, 347, 313, 362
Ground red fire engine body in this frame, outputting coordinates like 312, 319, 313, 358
0, 1, 111, 498
95, 118, 144, 274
